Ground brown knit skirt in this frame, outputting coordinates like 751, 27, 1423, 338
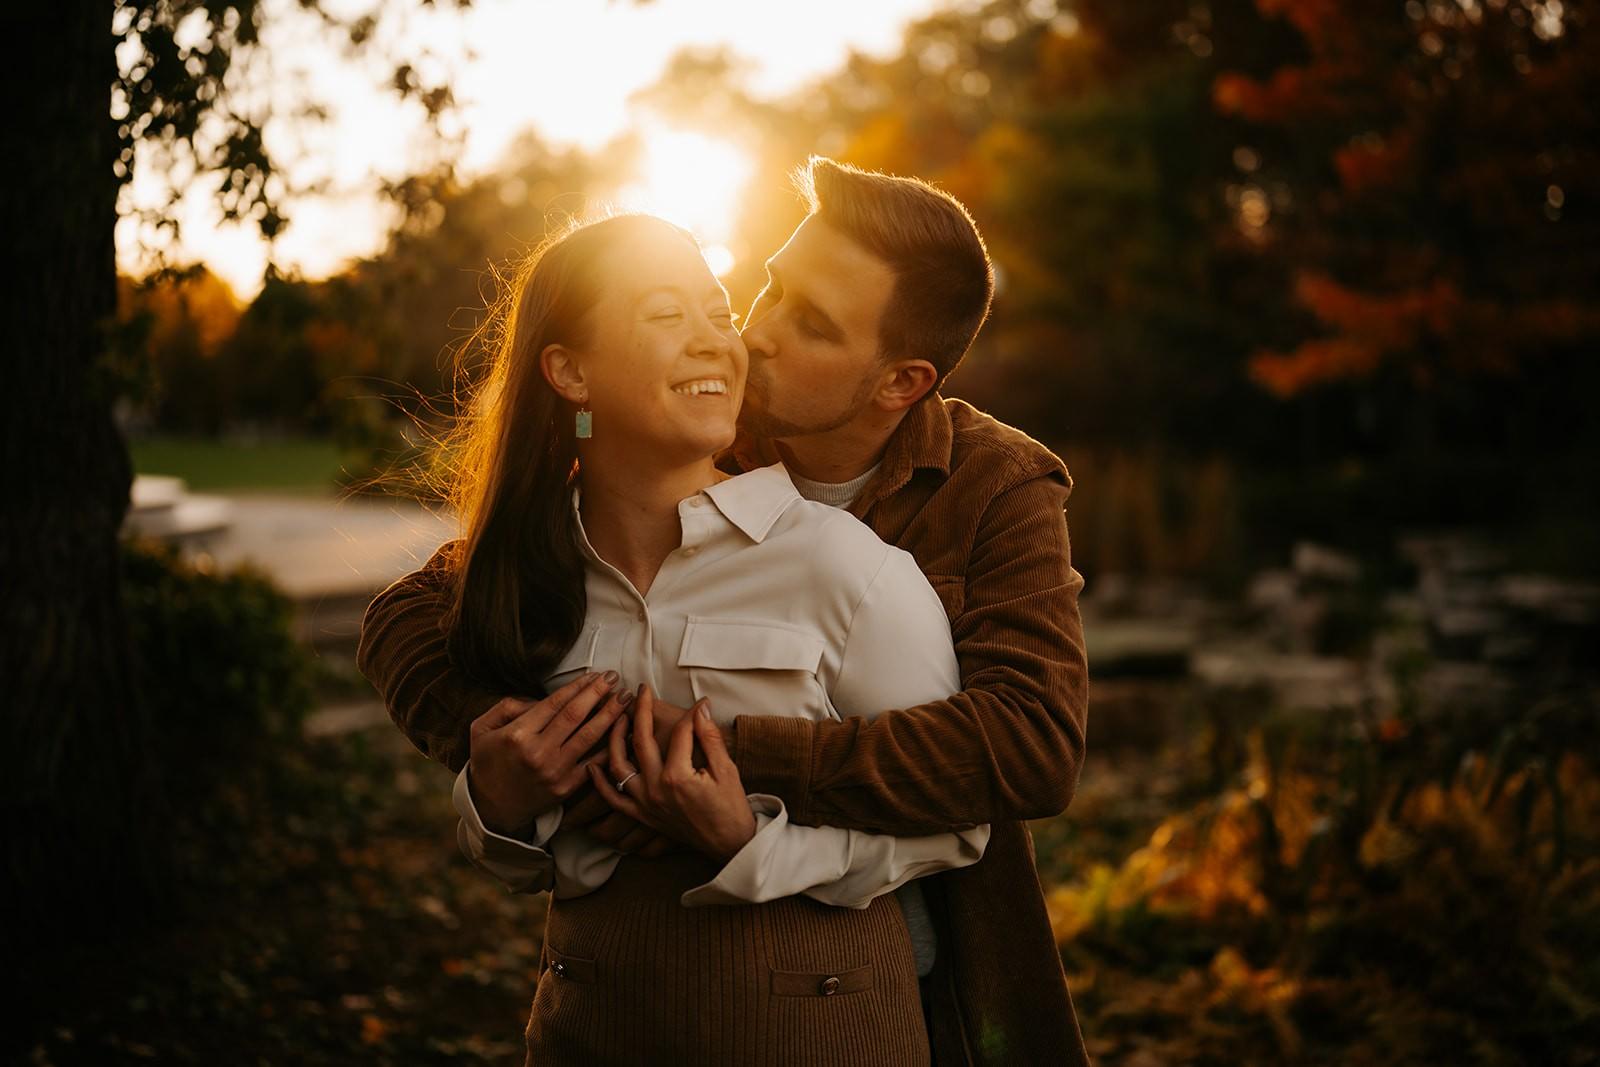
525, 851, 930, 1066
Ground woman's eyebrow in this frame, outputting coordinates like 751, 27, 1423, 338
633, 285, 687, 306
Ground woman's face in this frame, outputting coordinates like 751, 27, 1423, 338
564, 226, 747, 463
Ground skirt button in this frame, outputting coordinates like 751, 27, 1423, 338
820, 976, 840, 996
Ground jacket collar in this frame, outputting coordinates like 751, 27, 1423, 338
850, 392, 953, 518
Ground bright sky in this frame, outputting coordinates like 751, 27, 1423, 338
117, 0, 950, 299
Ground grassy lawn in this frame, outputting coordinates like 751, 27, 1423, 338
130, 436, 355, 492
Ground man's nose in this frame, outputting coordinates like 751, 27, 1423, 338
740, 317, 774, 360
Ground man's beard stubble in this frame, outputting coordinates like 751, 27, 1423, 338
739, 358, 877, 441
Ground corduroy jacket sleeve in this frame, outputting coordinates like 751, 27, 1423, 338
730, 464, 1089, 836
356, 541, 504, 774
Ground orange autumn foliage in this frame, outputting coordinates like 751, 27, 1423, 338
1033, 22, 1107, 101
843, 113, 914, 175
1296, 272, 1462, 344
118, 268, 243, 358
305, 319, 380, 376
1212, 65, 1354, 123
1254, 0, 1349, 44
1210, 0, 1377, 122
1333, 130, 1416, 194
1248, 273, 1463, 396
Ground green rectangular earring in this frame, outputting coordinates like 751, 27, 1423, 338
575, 406, 593, 439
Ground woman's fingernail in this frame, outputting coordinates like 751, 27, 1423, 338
618, 689, 635, 707
601, 670, 620, 685
698, 700, 712, 720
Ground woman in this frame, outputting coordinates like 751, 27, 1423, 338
440, 213, 987, 1065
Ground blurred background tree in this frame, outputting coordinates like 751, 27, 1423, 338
92, 0, 1598, 568
0, 0, 462, 947
597, 0, 1596, 577
98, 2, 1595, 582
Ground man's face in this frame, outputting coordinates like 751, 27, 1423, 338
737, 215, 897, 440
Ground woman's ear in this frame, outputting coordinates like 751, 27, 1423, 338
540, 343, 588, 404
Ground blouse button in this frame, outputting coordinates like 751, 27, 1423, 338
682, 546, 698, 557
689, 497, 705, 508
636, 609, 647, 622
820, 976, 840, 996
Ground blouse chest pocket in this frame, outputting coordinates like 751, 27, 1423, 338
677, 618, 834, 723
543, 624, 601, 697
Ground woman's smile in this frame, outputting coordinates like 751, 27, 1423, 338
669, 377, 731, 398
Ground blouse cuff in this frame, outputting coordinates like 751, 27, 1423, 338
452, 764, 558, 893
679, 793, 790, 907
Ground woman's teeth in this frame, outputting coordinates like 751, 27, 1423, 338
671, 379, 728, 397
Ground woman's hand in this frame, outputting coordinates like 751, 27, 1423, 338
559, 781, 685, 857
467, 671, 631, 837
587, 684, 757, 862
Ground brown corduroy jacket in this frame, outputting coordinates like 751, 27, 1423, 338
357, 394, 1092, 1066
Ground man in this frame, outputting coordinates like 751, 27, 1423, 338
358, 157, 1091, 1065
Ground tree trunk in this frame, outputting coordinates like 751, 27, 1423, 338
1, 0, 158, 943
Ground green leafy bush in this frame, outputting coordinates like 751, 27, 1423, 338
121, 537, 314, 810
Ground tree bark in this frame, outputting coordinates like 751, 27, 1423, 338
1, 0, 159, 942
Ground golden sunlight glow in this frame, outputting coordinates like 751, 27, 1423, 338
701, 244, 737, 278
120, 1, 949, 296
614, 124, 755, 276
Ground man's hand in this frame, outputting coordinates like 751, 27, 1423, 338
643, 694, 693, 753
465, 671, 631, 837
560, 707, 693, 856
561, 779, 683, 857
634, 693, 728, 768
587, 685, 756, 862
559, 691, 730, 856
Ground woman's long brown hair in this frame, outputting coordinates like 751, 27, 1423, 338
441, 213, 697, 695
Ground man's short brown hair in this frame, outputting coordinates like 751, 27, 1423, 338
794, 156, 994, 388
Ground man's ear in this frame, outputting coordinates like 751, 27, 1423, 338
540, 343, 588, 403
874, 358, 939, 413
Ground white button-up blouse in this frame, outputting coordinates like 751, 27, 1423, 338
453, 462, 990, 910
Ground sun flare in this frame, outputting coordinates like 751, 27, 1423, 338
614, 124, 754, 276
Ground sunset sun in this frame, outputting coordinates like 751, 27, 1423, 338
613, 123, 754, 276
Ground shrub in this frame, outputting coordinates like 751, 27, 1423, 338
1052, 666, 1600, 1065
121, 538, 314, 811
